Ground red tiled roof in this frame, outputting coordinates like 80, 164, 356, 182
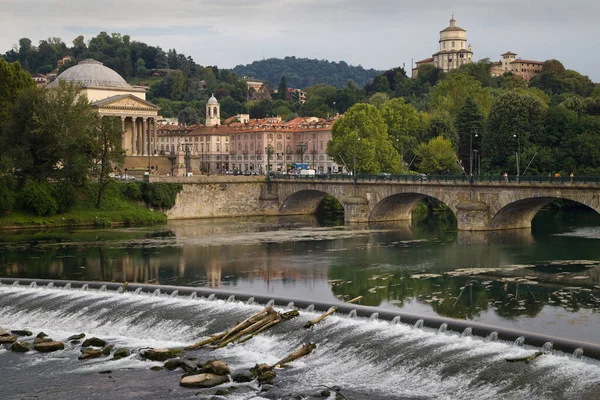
415, 58, 434, 64
510, 59, 542, 65
501, 51, 517, 56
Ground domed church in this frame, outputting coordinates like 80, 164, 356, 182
50, 59, 160, 157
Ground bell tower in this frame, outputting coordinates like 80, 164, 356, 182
206, 94, 220, 127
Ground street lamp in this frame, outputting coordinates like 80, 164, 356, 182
473, 149, 479, 176
297, 142, 307, 165
469, 126, 479, 178
396, 137, 403, 174
353, 133, 361, 194
513, 133, 521, 180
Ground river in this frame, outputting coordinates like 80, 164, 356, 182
1, 207, 600, 399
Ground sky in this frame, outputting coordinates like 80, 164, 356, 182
1, 0, 599, 81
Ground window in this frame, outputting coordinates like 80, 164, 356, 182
268, 134, 273, 140
452, 41, 455, 47
277, 134, 282, 139
244, 134, 248, 140
217, 144, 220, 152
216, 136, 220, 142
277, 143, 282, 151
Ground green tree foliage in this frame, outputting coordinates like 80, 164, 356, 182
90, 116, 125, 208
0, 155, 16, 214
455, 97, 484, 171
500, 73, 528, 90
484, 91, 548, 172
178, 106, 201, 125
20, 179, 59, 216
2, 81, 96, 186
0, 58, 36, 129
327, 103, 399, 173
368, 92, 389, 108
542, 59, 566, 76
429, 71, 493, 117
277, 76, 287, 100
415, 136, 460, 175
232, 56, 381, 89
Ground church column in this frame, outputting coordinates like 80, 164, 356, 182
131, 117, 137, 155
120, 116, 126, 154
142, 118, 147, 156
152, 118, 158, 156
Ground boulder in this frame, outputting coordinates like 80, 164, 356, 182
112, 348, 130, 360
11, 330, 33, 337
67, 333, 86, 341
34, 341, 65, 352
257, 370, 277, 385
101, 344, 114, 356
231, 370, 255, 383
143, 348, 183, 362
0, 326, 9, 336
150, 366, 164, 372
181, 360, 199, 373
203, 360, 230, 376
11, 342, 30, 352
164, 358, 184, 370
180, 373, 228, 388
79, 349, 102, 360
0, 336, 17, 344
82, 337, 107, 347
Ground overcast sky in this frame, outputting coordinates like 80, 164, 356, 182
1, 0, 599, 81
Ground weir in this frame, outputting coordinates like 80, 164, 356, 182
3, 277, 600, 361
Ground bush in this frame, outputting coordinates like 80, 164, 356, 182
0, 185, 16, 214
141, 183, 183, 209
53, 181, 77, 213
20, 179, 59, 216
122, 182, 143, 201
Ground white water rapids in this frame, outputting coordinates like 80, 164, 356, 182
1, 284, 600, 400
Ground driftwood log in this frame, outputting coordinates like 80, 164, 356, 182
269, 343, 317, 369
506, 351, 544, 363
186, 307, 299, 350
304, 296, 363, 329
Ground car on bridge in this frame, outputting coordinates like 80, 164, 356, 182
377, 173, 391, 181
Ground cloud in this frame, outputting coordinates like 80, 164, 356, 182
1, 0, 598, 81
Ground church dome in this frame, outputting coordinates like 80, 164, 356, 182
48, 59, 132, 89
207, 94, 219, 105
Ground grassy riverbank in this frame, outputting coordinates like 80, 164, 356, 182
0, 181, 176, 230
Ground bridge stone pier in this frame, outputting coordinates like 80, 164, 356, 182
270, 178, 600, 231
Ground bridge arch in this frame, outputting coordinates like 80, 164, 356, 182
280, 189, 342, 216
369, 192, 457, 223
490, 196, 600, 230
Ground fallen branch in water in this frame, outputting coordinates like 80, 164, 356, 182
506, 351, 544, 363
186, 307, 299, 350
269, 342, 317, 369
304, 296, 363, 329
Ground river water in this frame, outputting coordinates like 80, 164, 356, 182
1, 208, 600, 399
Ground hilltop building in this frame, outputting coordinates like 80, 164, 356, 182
412, 16, 473, 77
490, 52, 543, 81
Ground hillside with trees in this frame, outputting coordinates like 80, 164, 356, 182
231, 56, 381, 89
2, 33, 600, 176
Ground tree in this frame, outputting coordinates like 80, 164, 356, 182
415, 136, 460, 175
500, 73, 528, 90
484, 91, 547, 173
90, 116, 125, 208
0, 58, 36, 130
368, 92, 389, 108
455, 97, 484, 172
277, 76, 287, 101
429, 71, 493, 117
178, 107, 201, 125
542, 59, 566, 76
135, 58, 147, 77
327, 103, 399, 174
3, 81, 96, 186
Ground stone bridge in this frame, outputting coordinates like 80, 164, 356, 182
267, 177, 600, 231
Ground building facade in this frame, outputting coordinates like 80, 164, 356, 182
49, 59, 160, 159
412, 16, 473, 77
490, 52, 543, 81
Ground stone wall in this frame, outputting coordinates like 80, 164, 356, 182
163, 176, 279, 220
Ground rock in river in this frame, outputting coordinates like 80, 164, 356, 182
112, 348, 130, 360
79, 348, 103, 360
67, 333, 86, 341
82, 337, 107, 347
0, 326, 9, 336
34, 341, 65, 352
180, 373, 229, 388
203, 360, 230, 375
11, 342, 30, 352
11, 330, 33, 337
143, 348, 183, 362
0, 336, 17, 344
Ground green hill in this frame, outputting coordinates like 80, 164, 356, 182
231, 56, 382, 89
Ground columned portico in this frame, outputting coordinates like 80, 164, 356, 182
92, 94, 159, 157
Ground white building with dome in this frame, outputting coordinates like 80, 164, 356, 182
49, 59, 160, 158
412, 16, 473, 77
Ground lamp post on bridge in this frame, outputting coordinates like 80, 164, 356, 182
513, 133, 521, 182
396, 137, 403, 174
353, 132, 361, 195
469, 126, 479, 179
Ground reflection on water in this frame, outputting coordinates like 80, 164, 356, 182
1, 208, 600, 341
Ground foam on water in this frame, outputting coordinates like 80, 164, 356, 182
1, 285, 600, 399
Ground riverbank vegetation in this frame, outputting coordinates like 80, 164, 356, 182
0, 59, 183, 229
